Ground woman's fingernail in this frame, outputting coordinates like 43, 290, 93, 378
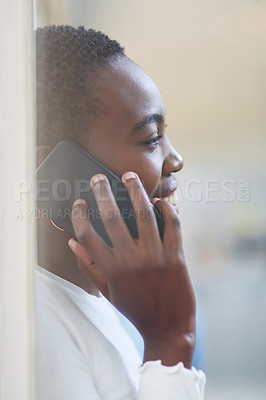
73, 199, 87, 208
151, 197, 160, 204
122, 171, 138, 183
90, 174, 107, 187
68, 238, 76, 251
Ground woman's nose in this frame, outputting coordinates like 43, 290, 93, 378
162, 144, 184, 175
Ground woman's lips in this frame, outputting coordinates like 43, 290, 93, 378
151, 179, 179, 213
153, 179, 178, 199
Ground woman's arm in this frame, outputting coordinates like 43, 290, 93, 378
69, 171, 197, 369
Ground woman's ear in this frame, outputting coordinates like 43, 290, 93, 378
36, 145, 52, 168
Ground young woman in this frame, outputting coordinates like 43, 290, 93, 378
36, 25, 206, 400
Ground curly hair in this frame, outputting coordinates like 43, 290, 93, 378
36, 25, 125, 146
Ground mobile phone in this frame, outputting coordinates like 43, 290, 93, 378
35, 140, 164, 247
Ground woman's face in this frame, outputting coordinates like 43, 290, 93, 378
82, 58, 183, 209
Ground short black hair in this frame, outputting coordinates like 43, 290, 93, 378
36, 25, 125, 147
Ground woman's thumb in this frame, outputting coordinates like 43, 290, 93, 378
68, 238, 109, 299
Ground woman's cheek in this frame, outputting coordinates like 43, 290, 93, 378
136, 166, 161, 198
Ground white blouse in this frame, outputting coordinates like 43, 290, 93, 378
35, 265, 206, 400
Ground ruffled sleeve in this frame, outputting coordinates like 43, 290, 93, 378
137, 360, 206, 400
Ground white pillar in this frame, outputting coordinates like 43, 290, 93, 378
0, 1, 35, 399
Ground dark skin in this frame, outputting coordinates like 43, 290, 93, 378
37, 57, 196, 368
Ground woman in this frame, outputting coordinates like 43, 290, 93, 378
36, 25, 206, 399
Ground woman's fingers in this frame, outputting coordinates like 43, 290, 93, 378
121, 172, 161, 245
90, 174, 134, 249
70, 199, 113, 273
68, 237, 94, 265
68, 238, 110, 299
151, 199, 184, 260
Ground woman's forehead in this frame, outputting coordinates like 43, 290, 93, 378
96, 58, 165, 119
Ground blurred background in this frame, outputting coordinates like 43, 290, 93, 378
35, 1, 266, 399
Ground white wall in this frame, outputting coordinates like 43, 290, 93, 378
0, 1, 35, 399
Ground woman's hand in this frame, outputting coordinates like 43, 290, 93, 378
68, 171, 196, 368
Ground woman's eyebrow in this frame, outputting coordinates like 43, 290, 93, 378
130, 113, 163, 135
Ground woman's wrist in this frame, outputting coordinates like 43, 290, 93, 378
143, 333, 196, 369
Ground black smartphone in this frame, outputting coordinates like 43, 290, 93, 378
35, 140, 164, 247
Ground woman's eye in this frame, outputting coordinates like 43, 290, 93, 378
143, 134, 163, 148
